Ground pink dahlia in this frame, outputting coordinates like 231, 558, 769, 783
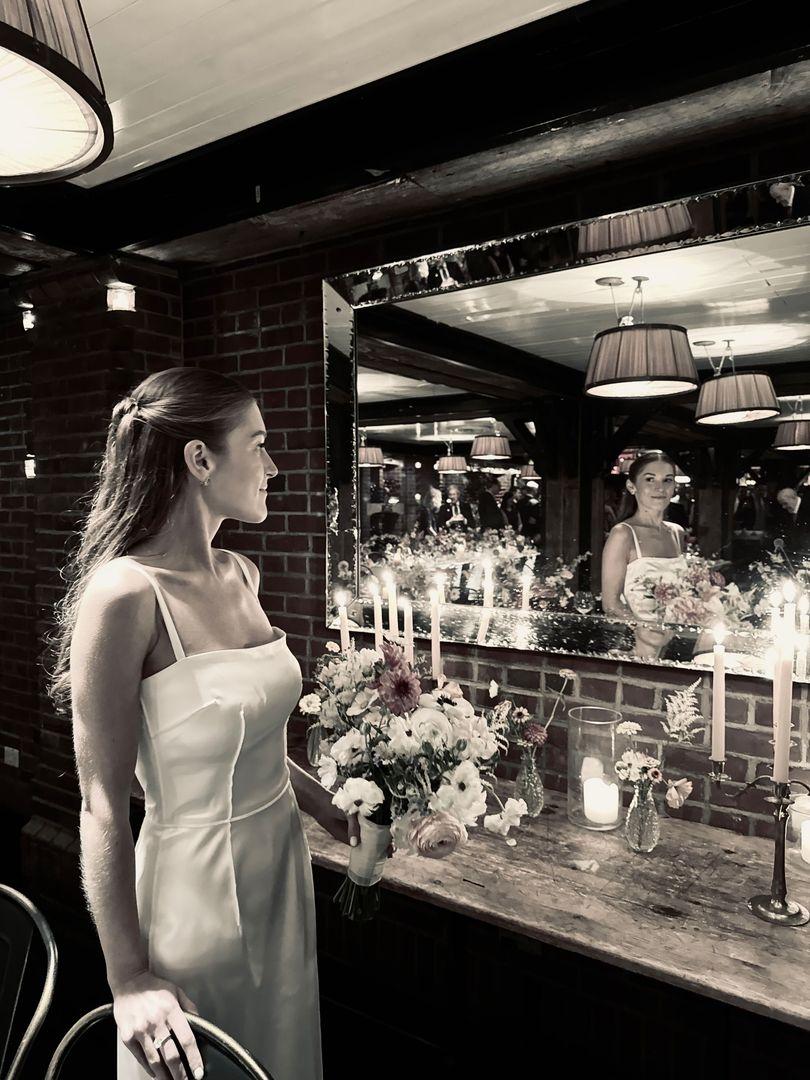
523, 723, 548, 747
380, 639, 406, 671
378, 665, 421, 716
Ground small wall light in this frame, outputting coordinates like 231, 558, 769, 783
21, 308, 35, 331
107, 281, 136, 312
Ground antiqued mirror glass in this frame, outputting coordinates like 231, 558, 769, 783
324, 172, 810, 679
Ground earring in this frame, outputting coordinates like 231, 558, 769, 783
200, 477, 210, 487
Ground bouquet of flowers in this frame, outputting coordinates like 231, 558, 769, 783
636, 552, 750, 628
299, 640, 525, 920
742, 549, 810, 625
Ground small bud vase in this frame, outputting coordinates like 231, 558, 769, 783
515, 746, 544, 817
306, 721, 322, 766
624, 782, 660, 853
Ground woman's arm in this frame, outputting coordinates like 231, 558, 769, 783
71, 564, 205, 1078
601, 525, 633, 618
71, 565, 156, 991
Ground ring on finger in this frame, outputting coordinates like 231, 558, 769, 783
153, 1032, 173, 1052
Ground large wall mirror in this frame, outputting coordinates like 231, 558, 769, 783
324, 171, 810, 680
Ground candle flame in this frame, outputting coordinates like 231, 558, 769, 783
382, 569, 395, 586
368, 579, 380, 596
334, 590, 350, 607
784, 580, 797, 604
799, 594, 809, 614
712, 625, 727, 646
429, 588, 439, 603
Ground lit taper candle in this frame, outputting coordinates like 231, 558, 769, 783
402, 596, 414, 664
369, 579, 383, 652
711, 625, 726, 762
335, 590, 351, 652
383, 570, 399, 637
429, 587, 442, 680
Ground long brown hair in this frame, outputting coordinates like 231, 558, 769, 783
45, 366, 255, 717
614, 450, 678, 524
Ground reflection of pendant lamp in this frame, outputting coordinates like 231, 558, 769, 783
519, 461, 540, 479
584, 277, 698, 399
774, 419, 810, 451
577, 203, 694, 257
436, 442, 468, 473
0, 0, 113, 184
471, 435, 511, 459
358, 430, 384, 467
694, 340, 779, 425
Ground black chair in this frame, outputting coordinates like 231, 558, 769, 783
45, 1003, 275, 1079
0, 882, 59, 1080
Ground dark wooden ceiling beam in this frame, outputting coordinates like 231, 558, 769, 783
358, 339, 534, 399
358, 392, 508, 426
360, 306, 581, 399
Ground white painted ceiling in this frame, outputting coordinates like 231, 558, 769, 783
399, 225, 810, 371
77, 0, 586, 188
357, 368, 460, 402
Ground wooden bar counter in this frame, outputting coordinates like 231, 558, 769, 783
303, 780, 810, 1072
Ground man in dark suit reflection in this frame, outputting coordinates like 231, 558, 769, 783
478, 477, 508, 530
774, 487, 810, 551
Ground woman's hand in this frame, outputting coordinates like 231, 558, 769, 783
314, 792, 394, 858
112, 969, 205, 1079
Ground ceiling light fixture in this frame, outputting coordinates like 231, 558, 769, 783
107, 281, 136, 312
0, 0, 113, 184
693, 339, 779, 425
21, 306, 35, 331
358, 430, 384, 467
519, 461, 541, 479
584, 276, 698, 399
577, 203, 693, 258
774, 400, 810, 451
436, 441, 468, 473
471, 428, 511, 460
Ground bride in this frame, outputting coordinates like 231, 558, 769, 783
601, 451, 687, 658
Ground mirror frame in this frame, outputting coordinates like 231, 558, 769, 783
323, 168, 810, 675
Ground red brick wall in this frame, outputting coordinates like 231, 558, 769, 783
4, 135, 810, 908
183, 230, 809, 844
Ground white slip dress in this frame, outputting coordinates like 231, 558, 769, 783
620, 521, 687, 623
115, 550, 323, 1080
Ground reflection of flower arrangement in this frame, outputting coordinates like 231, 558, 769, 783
743, 550, 810, 625
529, 552, 590, 611
637, 552, 750, 628
300, 641, 523, 919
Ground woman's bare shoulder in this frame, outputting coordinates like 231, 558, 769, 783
606, 522, 632, 544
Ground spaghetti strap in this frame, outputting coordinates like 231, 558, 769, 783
228, 550, 257, 594
620, 521, 643, 560
120, 558, 186, 661
665, 520, 682, 554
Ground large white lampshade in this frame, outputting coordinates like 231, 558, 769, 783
471, 435, 510, 459
584, 324, 698, 399
695, 372, 780, 425
774, 420, 810, 451
0, 0, 113, 184
436, 454, 468, 473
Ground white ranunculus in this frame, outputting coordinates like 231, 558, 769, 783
332, 776, 384, 817
410, 707, 454, 749
346, 686, 379, 716
386, 715, 422, 758
317, 755, 338, 790
299, 693, 322, 715
330, 729, 367, 767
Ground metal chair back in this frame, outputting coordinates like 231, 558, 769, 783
45, 1003, 274, 1079
0, 882, 59, 1080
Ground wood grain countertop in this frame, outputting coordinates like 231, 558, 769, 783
302, 781, 810, 1030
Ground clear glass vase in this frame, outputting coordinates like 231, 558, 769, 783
306, 721, 322, 766
515, 746, 544, 817
624, 783, 661, 853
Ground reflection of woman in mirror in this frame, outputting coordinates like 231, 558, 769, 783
415, 485, 442, 536
601, 451, 687, 658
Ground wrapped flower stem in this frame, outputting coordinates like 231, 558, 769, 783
333, 815, 392, 921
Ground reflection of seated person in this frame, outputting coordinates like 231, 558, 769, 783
438, 484, 476, 530
478, 478, 508, 530
415, 487, 442, 536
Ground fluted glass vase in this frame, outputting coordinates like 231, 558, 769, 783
515, 746, 544, 817
306, 721, 322, 766
624, 782, 660, 853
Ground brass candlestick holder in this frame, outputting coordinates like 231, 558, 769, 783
710, 761, 810, 927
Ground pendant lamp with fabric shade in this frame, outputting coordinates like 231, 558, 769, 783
774, 419, 810, 451
577, 203, 693, 258
584, 277, 698, 400
471, 435, 511, 460
695, 371, 780, 425
436, 442, 468, 473
519, 461, 540, 479
584, 323, 697, 399
358, 430, 384, 467
0, 0, 113, 184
